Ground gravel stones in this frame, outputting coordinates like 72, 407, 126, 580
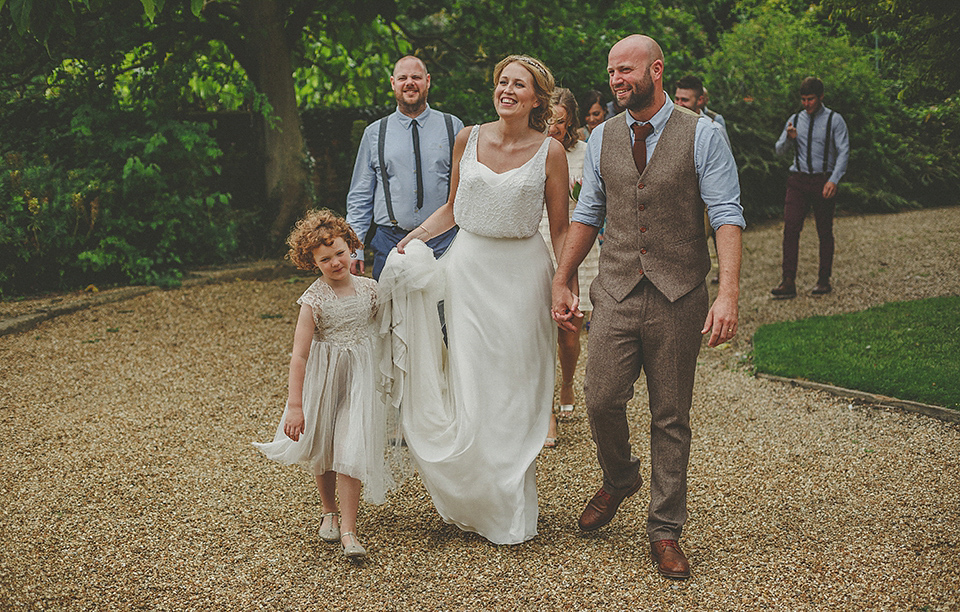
1, 207, 959, 610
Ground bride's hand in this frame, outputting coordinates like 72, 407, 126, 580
396, 233, 413, 254
551, 285, 583, 332
398, 224, 431, 254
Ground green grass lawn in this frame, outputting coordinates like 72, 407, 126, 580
752, 295, 960, 410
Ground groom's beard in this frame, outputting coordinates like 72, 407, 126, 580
620, 73, 655, 113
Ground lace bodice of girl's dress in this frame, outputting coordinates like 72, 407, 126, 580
297, 277, 378, 345
453, 125, 551, 239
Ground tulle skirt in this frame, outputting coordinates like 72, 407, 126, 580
254, 336, 396, 505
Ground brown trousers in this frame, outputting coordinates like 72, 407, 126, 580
585, 277, 708, 542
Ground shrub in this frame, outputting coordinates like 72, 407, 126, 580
703, 8, 960, 222
1, 99, 238, 296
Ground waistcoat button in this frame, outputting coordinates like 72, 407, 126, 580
638, 204, 645, 211
640, 226, 647, 233
640, 248, 647, 254
638, 182, 645, 189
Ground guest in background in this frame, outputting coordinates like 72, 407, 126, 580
539, 87, 600, 448
345, 56, 464, 279
771, 77, 849, 299
578, 90, 608, 141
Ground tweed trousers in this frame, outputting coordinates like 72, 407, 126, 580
584, 276, 709, 542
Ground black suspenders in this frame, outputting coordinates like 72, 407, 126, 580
793, 109, 835, 174
792, 111, 801, 171
378, 112, 457, 227
443, 113, 455, 199
822, 110, 834, 172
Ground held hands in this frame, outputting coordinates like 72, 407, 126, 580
786, 122, 797, 140
284, 406, 305, 442
551, 282, 583, 332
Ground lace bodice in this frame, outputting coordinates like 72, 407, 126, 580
297, 277, 378, 347
453, 125, 550, 238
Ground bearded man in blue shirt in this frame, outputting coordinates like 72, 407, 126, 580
346, 56, 464, 279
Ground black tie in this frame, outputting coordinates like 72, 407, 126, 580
806, 112, 815, 173
412, 119, 424, 210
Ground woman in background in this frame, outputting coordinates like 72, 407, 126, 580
578, 89, 607, 141
539, 87, 600, 447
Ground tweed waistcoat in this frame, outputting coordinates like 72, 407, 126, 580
598, 108, 710, 302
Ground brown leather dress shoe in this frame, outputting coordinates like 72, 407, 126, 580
651, 539, 690, 579
578, 473, 643, 531
812, 282, 832, 295
771, 281, 797, 299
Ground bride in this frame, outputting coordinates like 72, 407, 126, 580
378, 55, 572, 544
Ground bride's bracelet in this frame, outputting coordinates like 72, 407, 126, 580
418, 224, 430, 240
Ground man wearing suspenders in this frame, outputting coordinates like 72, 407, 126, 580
772, 77, 850, 299
346, 56, 464, 279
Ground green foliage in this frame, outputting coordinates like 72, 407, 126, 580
703, 8, 958, 222
400, 0, 708, 124
0, 98, 238, 295
298, 17, 411, 109
752, 296, 960, 410
821, 0, 960, 100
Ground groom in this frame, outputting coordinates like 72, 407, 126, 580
552, 34, 744, 579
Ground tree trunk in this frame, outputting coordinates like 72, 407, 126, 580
240, 0, 311, 244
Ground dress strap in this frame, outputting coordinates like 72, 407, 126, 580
464, 124, 480, 163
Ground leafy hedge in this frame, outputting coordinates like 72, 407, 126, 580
704, 9, 960, 222
1, 99, 239, 296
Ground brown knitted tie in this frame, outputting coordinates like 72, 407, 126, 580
632, 122, 654, 174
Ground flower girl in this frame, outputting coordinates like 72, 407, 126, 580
255, 209, 394, 559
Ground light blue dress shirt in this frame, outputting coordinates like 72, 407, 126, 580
346, 105, 465, 243
572, 96, 745, 231
701, 109, 731, 150
703, 107, 726, 130
774, 104, 849, 185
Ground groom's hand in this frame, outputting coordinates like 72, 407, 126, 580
551, 283, 582, 332
702, 293, 738, 348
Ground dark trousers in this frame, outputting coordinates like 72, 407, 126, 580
584, 277, 708, 542
781, 172, 835, 283
370, 224, 458, 280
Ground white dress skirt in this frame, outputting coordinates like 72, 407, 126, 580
378, 125, 556, 544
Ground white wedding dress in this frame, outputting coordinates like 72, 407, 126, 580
378, 125, 556, 544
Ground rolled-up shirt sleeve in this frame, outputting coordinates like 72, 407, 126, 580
696, 119, 746, 231
570, 125, 607, 228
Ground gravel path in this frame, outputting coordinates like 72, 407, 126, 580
2, 207, 959, 610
